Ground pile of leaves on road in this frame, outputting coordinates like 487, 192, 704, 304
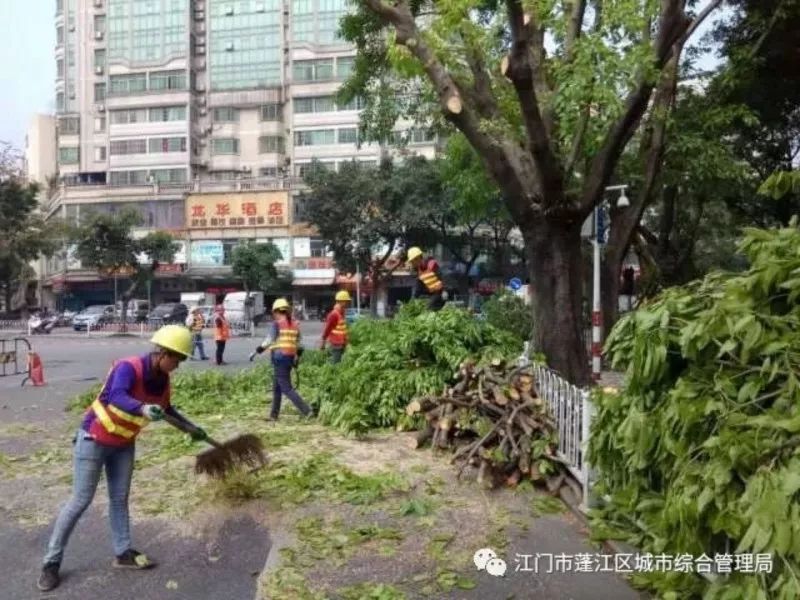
301, 301, 520, 436
67, 363, 273, 418
589, 220, 800, 599
406, 358, 574, 495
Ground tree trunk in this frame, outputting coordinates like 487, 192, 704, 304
600, 246, 622, 342
523, 218, 590, 385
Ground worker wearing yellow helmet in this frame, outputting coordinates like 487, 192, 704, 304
320, 290, 351, 364
38, 325, 208, 592
249, 298, 311, 421
407, 246, 448, 311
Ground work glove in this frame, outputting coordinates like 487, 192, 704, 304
249, 351, 257, 362
142, 404, 164, 421
441, 290, 449, 301
189, 426, 208, 442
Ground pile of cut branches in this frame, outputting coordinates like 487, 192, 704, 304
407, 359, 573, 494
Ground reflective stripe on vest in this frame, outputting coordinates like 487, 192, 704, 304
418, 260, 443, 293
328, 308, 348, 347
191, 314, 204, 332
86, 356, 169, 446
270, 320, 299, 355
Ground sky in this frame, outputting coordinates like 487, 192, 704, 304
0, 0, 56, 150
0, 2, 724, 153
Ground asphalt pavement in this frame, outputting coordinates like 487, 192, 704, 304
0, 323, 323, 600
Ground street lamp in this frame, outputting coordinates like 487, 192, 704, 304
591, 184, 630, 382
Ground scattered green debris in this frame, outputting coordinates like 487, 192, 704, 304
531, 494, 566, 516
338, 582, 408, 600
396, 498, 435, 518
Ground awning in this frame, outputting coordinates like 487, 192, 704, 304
293, 278, 336, 286
292, 268, 336, 286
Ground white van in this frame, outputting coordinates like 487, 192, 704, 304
223, 291, 265, 324
180, 292, 216, 309
116, 299, 150, 322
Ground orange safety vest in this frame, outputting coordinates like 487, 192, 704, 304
418, 258, 444, 293
327, 306, 348, 348
269, 319, 299, 356
86, 356, 170, 447
214, 315, 231, 341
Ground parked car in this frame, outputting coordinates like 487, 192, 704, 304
72, 305, 116, 331
116, 299, 150, 323
148, 302, 189, 325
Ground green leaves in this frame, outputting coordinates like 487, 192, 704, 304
231, 241, 286, 293
592, 223, 800, 598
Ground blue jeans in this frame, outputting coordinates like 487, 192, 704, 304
43, 431, 135, 565
271, 360, 310, 418
191, 332, 208, 359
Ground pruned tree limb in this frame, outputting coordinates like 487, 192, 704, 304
564, 0, 588, 62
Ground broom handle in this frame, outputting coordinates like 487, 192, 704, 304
162, 413, 225, 450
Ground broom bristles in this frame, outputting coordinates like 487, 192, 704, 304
195, 434, 267, 479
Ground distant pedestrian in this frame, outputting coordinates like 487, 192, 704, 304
321, 290, 350, 364
407, 246, 447, 311
213, 305, 230, 365
185, 307, 208, 360
249, 298, 310, 421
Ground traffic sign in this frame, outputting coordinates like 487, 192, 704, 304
508, 277, 522, 291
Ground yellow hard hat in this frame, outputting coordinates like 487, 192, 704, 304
150, 325, 193, 358
407, 247, 423, 263
335, 290, 352, 302
272, 298, 290, 312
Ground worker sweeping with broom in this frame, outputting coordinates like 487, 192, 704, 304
249, 298, 311, 421
37, 325, 263, 592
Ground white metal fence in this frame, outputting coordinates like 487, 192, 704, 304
532, 363, 594, 511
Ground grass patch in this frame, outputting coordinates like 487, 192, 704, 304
395, 497, 436, 518
262, 566, 326, 600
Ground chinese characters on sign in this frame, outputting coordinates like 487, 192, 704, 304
512, 553, 773, 575
186, 192, 288, 229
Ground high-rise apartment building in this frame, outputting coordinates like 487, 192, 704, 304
44, 0, 435, 313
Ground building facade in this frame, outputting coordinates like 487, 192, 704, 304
45, 0, 437, 311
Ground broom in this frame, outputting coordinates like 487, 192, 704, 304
162, 414, 268, 479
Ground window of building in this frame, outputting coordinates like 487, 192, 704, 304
259, 166, 279, 177
149, 70, 187, 90
109, 139, 148, 155
59, 117, 79, 135
293, 96, 335, 114
109, 73, 147, 95
336, 56, 354, 79
56, 0, 63, 15
56, 92, 65, 112
68, 81, 76, 99
94, 146, 107, 161
338, 95, 365, 111
260, 103, 282, 121
292, 59, 333, 82
212, 107, 239, 122
295, 162, 334, 177
56, 26, 64, 45
95, 117, 106, 132
94, 83, 106, 102
110, 170, 149, 185
148, 137, 187, 153
150, 168, 187, 183
211, 138, 240, 155
67, 47, 75, 67
310, 239, 327, 257
110, 108, 148, 124
209, 170, 244, 181
94, 49, 106, 69
94, 14, 106, 34
258, 136, 285, 154
149, 106, 187, 122
56, 59, 65, 79
337, 128, 358, 144
294, 129, 335, 146
59, 147, 79, 164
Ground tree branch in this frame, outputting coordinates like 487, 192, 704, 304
503, 0, 564, 202
682, 0, 724, 45
362, 0, 541, 224
564, 0, 588, 62
579, 0, 694, 216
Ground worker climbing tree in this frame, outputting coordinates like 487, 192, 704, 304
407, 247, 447, 312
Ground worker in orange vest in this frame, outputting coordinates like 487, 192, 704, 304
407, 247, 448, 311
320, 290, 351, 364
249, 298, 311, 421
213, 305, 230, 366
37, 326, 205, 592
